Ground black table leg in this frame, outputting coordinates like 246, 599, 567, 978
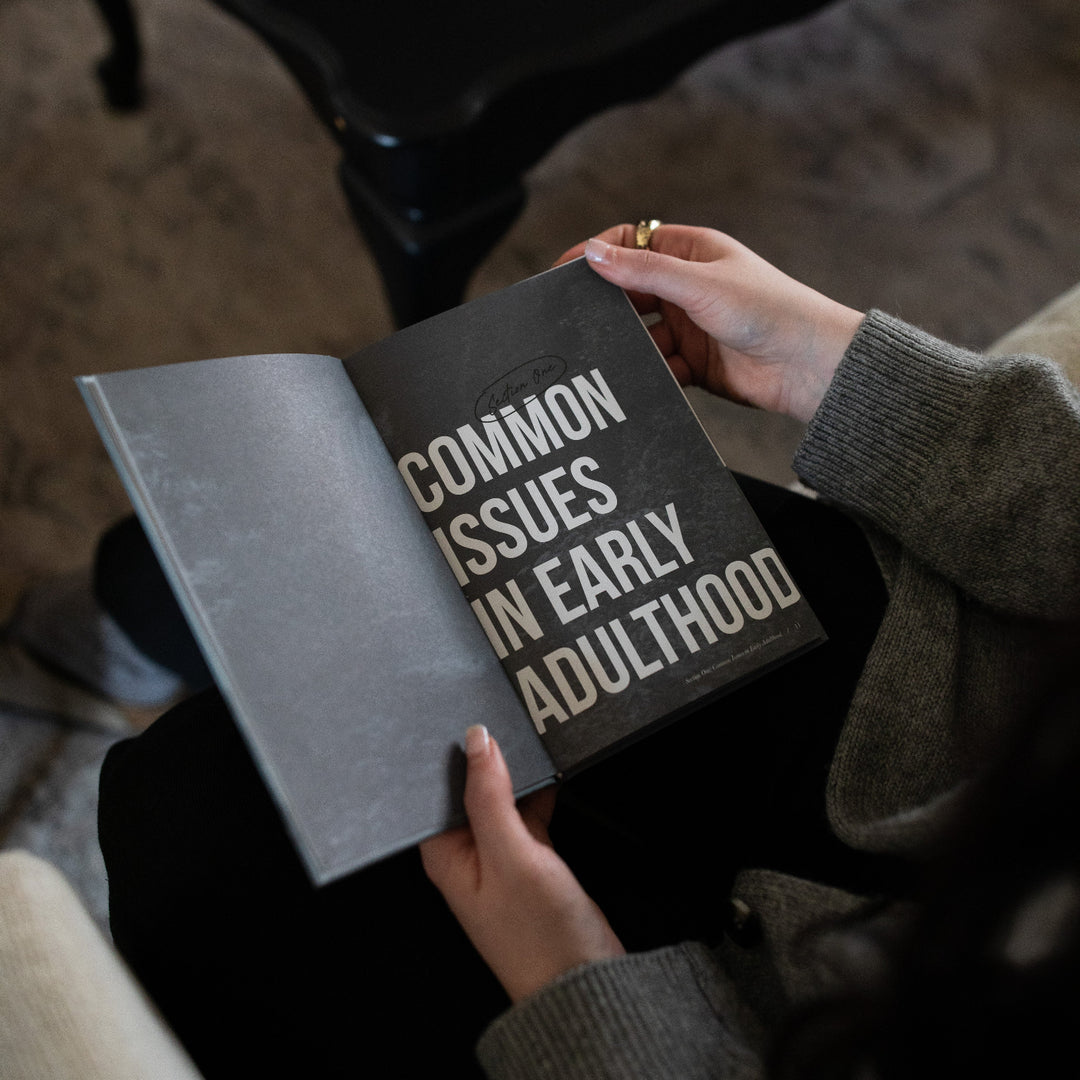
340, 161, 527, 328
90, 0, 144, 110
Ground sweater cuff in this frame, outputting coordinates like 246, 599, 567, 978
793, 310, 985, 525
476, 943, 760, 1080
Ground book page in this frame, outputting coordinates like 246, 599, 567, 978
80, 353, 554, 883
344, 260, 825, 774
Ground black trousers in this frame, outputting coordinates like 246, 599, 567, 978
98, 477, 896, 1078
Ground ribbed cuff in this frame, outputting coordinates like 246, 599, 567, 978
476, 944, 760, 1080
794, 310, 985, 528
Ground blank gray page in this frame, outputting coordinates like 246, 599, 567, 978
80, 353, 553, 883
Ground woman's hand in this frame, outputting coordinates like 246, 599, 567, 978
557, 224, 865, 423
420, 725, 625, 1003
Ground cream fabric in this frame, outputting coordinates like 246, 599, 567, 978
990, 281, 1080, 387
0, 850, 201, 1080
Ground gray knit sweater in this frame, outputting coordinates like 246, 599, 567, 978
474, 310, 1080, 1079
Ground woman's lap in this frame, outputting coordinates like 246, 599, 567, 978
98, 477, 893, 1075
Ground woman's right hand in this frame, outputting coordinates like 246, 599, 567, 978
556, 224, 865, 423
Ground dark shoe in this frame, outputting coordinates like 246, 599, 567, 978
0, 634, 131, 733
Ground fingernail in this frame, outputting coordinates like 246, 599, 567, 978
465, 724, 490, 758
584, 238, 615, 265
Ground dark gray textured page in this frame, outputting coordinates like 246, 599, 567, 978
345, 259, 825, 773
79, 354, 553, 884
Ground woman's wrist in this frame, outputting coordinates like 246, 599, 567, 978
785, 298, 865, 423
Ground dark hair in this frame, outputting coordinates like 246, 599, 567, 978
771, 674, 1080, 1079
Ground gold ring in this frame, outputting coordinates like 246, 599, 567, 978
635, 219, 662, 249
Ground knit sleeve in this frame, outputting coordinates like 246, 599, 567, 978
793, 310, 1080, 619
476, 943, 762, 1080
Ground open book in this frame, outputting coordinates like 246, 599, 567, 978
79, 258, 824, 884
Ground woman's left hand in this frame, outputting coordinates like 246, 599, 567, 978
420, 725, 625, 1003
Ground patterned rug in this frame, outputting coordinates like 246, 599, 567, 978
2, 0, 1079, 931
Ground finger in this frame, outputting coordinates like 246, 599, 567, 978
461, 726, 535, 861
584, 223, 736, 315
519, 786, 558, 844
664, 354, 694, 387
624, 288, 662, 317
642, 319, 696, 386
553, 223, 639, 268
592, 223, 730, 260
648, 318, 676, 357
584, 239, 720, 319
596, 223, 639, 248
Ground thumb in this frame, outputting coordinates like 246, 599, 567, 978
461, 725, 534, 861
584, 237, 717, 317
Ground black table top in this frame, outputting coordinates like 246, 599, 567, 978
217, 0, 823, 139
